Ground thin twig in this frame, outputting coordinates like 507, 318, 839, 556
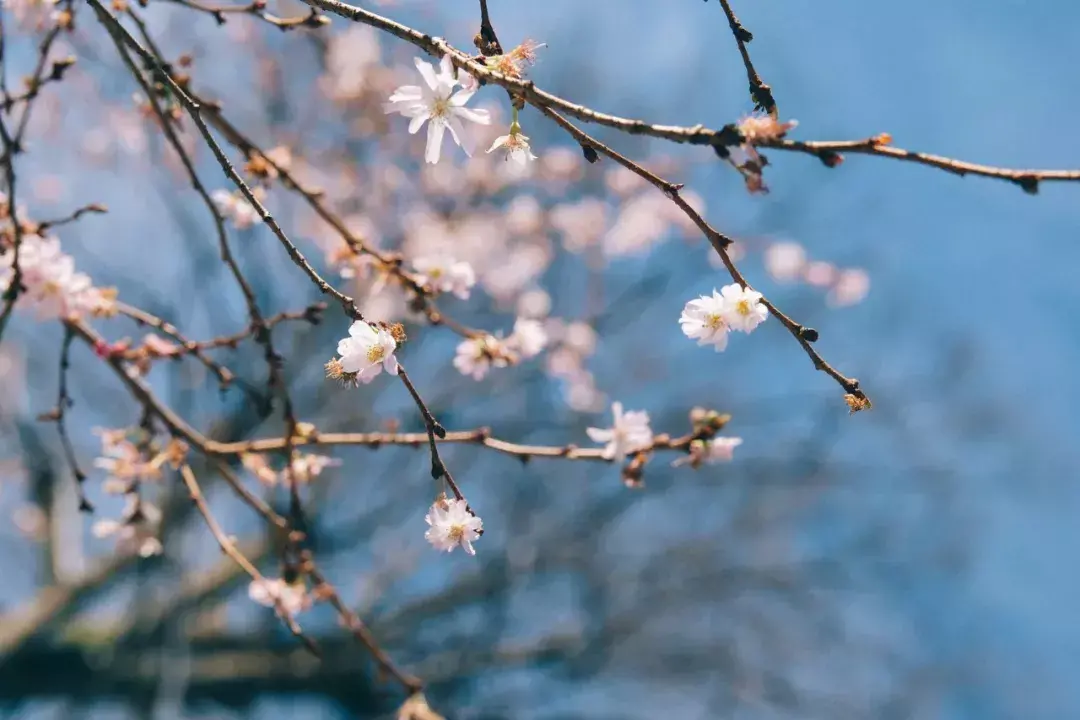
178, 464, 320, 656
43, 327, 94, 511
714, 0, 776, 115
301, 550, 423, 693
298, 0, 1080, 191
535, 103, 867, 403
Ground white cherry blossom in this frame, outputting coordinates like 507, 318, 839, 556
336, 321, 399, 383
487, 128, 537, 171
705, 437, 743, 463
679, 289, 731, 351
586, 401, 653, 461
385, 55, 491, 164
719, 283, 768, 333
424, 497, 483, 555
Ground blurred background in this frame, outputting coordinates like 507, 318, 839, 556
1, 0, 1079, 717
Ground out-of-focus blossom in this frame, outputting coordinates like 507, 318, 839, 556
92, 495, 162, 557
764, 241, 807, 283
507, 318, 547, 359
413, 254, 476, 299
249, 577, 312, 616
1, 235, 106, 319
453, 334, 508, 380
242, 452, 279, 486
323, 25, 381, 100
425, 497, 483, 555
705, 437, 743, 463
384, 55, 491, 164
586, 402, 653, 461
539, 146, 583, 183
737, 113, 798, 143
603, 194, 671, 257
516, 288, 552, 318
804, 260, 836, 287
550, 199, 607, 253
828, 268, 871, 307
335, 320, 399, 383
211, 187, 265, 229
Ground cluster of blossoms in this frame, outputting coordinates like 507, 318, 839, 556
482, 39, 545, 79
385, 51, 543, 172
542, 318, 604, 412
248, 574, 313, 617
731, 113, 799, 193
680, 283, 768, 352
0, 232, 113, 319
453, 317, 547, 380
241, 451, 340, 487
412, 253, 476, 299
763, 240, 871, 307
384, 55, 491, 164
90, 429, 187, 557
327, 320, 402, 385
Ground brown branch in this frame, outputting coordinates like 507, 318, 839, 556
194, 99, 484, 337
534, 103, 867, 404
396, 363, 465, 500
301, 551, 423, 693
98, 4, 312, 529
164, 0, 329, 31
38, 327, 94, 511
475, 0, 503, 56
714, 0, 776, 116
178, 464, 320, 656
116, 303, 236, 388
31, 201, 108, 234
299, 0, 1080, 191
758, 135, 1080, 194
0, 109, 23, 341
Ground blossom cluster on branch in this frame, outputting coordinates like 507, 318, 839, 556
0, 0, 1076, 715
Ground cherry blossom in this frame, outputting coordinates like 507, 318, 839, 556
384, 55, 491, 164
828, 268, 871, 307
453, 334, 508, 380
586, 402, 654, 461
413, 254, 476, 299
679, 289, 731, 351
704, 437, 743, 463
764, 241, 807, 283
248, 577, 312, 616
211, 187, 264, 229
487, 127, 538, 171
1, 234, 105, 318
424, 497, 483, 555
335, 320, 399, 383
719, 283, 768, 334
507, 318, 547, 359
92, 495, 163, 558
737, 112, 798, 143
